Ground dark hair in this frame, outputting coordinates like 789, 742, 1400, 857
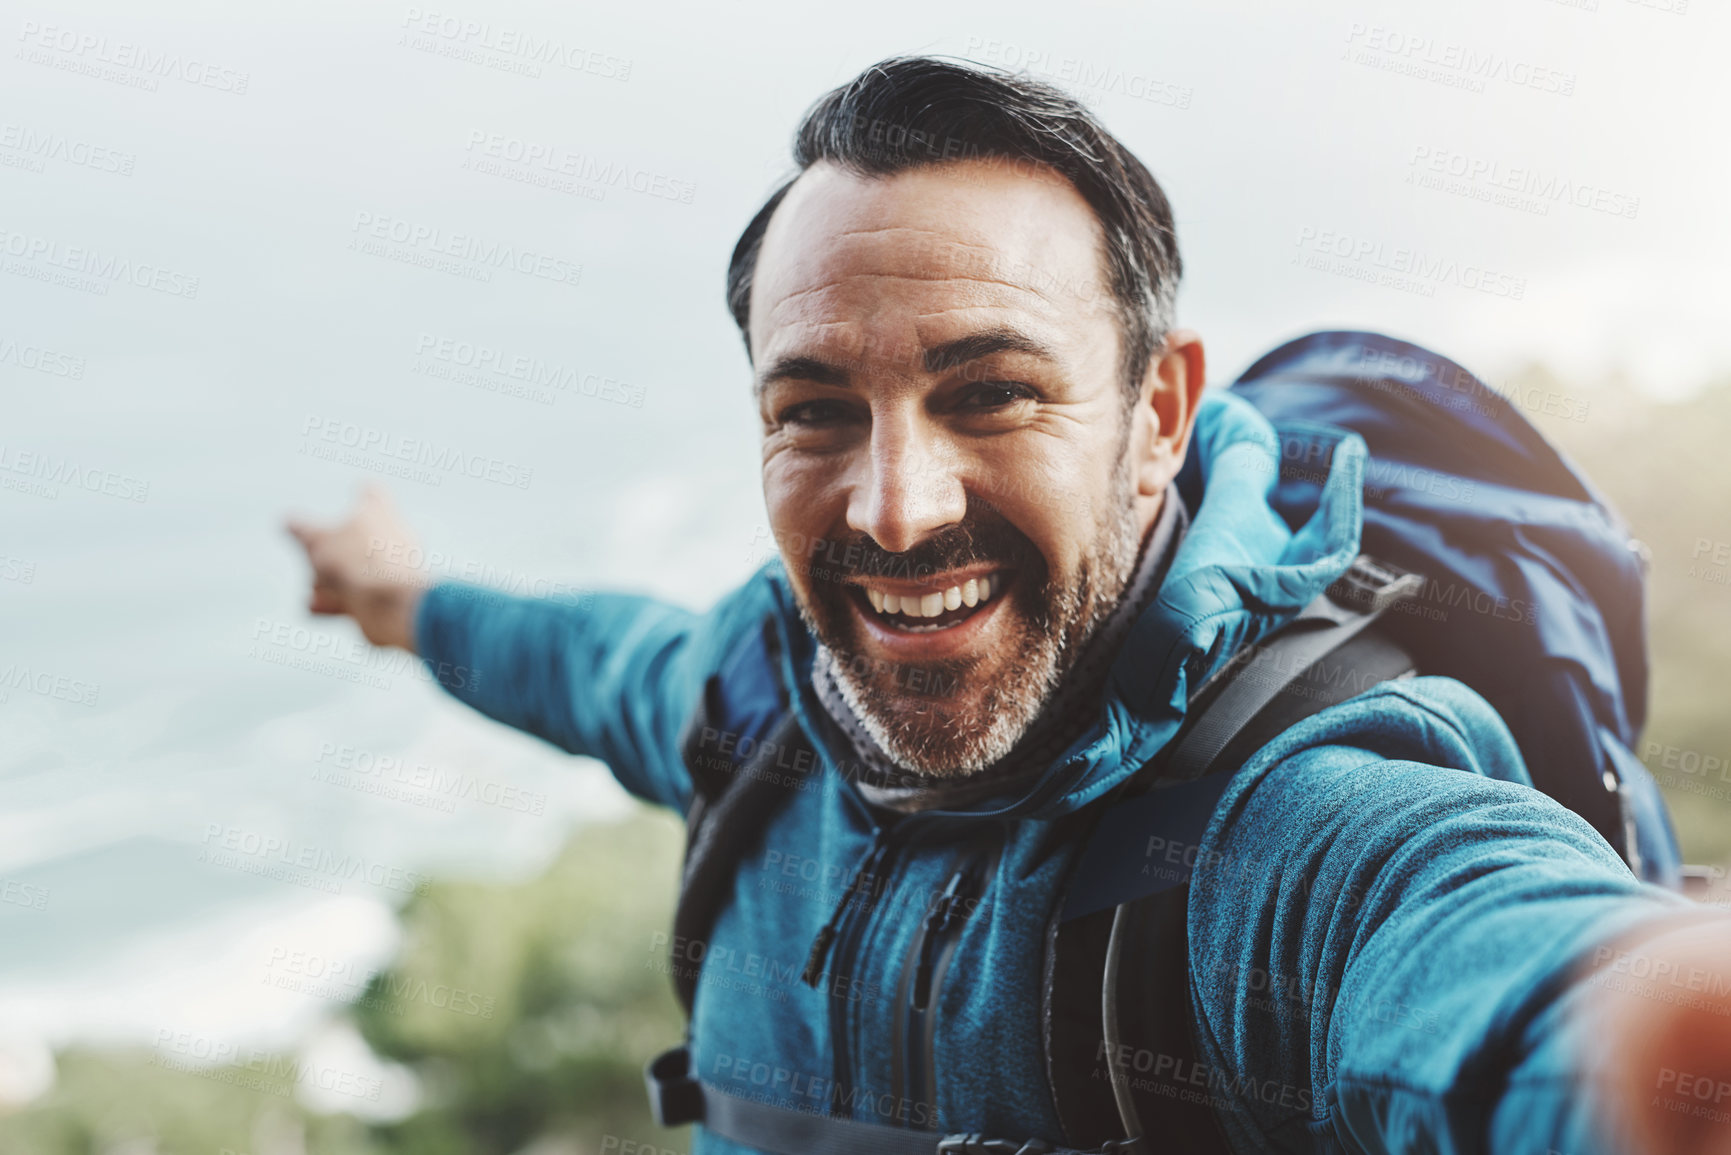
725, 55, 1182, 397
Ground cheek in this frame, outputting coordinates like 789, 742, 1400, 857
973, 445, 1103, 575
763, 456, 848, 566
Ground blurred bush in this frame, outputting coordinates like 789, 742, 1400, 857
353, 809, 691, 1155
0, 810, 692, 1155
1516, 366, 1731, 865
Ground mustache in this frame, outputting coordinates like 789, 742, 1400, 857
792, 509, 1044, 588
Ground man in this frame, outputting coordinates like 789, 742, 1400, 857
289, 57, 1731, 1154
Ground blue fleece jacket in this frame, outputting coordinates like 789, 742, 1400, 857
414, 389, 1694, 1154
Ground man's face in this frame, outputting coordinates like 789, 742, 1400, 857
750, 158, 1164, 779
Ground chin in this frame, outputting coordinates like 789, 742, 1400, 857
784, 491, 1139, 779
809, 588, 1056, 780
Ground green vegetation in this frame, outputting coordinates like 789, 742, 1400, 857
1519, 368, 1731, 865
0, 812, 693, 1155
350, 811, 692, 1155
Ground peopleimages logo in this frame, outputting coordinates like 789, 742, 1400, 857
0, 877, 50, 911
15, 20, 251, 94
299, 414, 534, 490
0, 554, 37, 584
413, 333, 646, 407
0, 444, 149, 502
1342, 22, 1576, 97
399, 8, 632, 80
0, 662, 100, 707
264, 945, 498, 1019
1294, 226, 1527, 300
962, 36, 1193, 109
1407, 145, 1640, 220
248, 615, 479, 693
313, 741, 548, 816
0, 228, 200, 297
1096, 1041, 1314, 1111
348, 210, 582, 288
150, 1030, 382, 1101
0, 334, 85, 378
462, 131, 696, 204
708, 1054, 934, 1125
199, 824, 432, 896
0, 123, 136, 176
1348, 343, 1592, 425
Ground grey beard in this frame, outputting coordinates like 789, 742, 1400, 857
815, 472, 1146, 779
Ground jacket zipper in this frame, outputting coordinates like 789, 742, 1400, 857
803, 829, 895, 1114
895, 836, 998, 1125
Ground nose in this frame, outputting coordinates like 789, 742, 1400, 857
846, 410, 967, 555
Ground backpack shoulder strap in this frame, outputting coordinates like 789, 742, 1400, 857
1047, 555, 1421, 1154
666, 613, 814, 1015
1059, 556, 1422, 922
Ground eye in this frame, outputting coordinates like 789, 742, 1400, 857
776, 399, 857, 428
960, 382, 1036, 410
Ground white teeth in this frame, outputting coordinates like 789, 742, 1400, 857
863, 574, 1002, 621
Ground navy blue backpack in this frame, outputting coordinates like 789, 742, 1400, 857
1227, 329, 1680, 886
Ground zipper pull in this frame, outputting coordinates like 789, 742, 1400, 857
911, 854, 983, 1011
800, 926, 837, 988
801, 834, 890, 988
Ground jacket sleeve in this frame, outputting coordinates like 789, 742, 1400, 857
1183, 677, 1701, 1155
411, 577, 771, 815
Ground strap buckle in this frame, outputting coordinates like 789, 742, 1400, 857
643, 1045, 703, 1128
1324, 554, 1422, 614
936, 1137, 1054, 1155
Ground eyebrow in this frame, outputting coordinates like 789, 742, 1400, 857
923, 329, 1057, 374
757, 354, 849, 392
755, 328, 1059, 394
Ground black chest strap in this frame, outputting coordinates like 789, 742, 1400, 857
648, 1045, 1141, 1155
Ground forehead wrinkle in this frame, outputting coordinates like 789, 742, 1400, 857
771, 227, 1073, 298
831, 224, 960, 241
829, 224, 1054, 269
763, 271, 1054, 327
826, 215, 1105, 305
831, 223, 1067, 258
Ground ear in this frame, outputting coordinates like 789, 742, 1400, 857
1132, 329, 1207, 498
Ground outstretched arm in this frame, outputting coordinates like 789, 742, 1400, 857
1184, 678, 1729, 1154
283, 487, 753, 813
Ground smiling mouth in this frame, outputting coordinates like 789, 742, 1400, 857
847, 572, 1009, 633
